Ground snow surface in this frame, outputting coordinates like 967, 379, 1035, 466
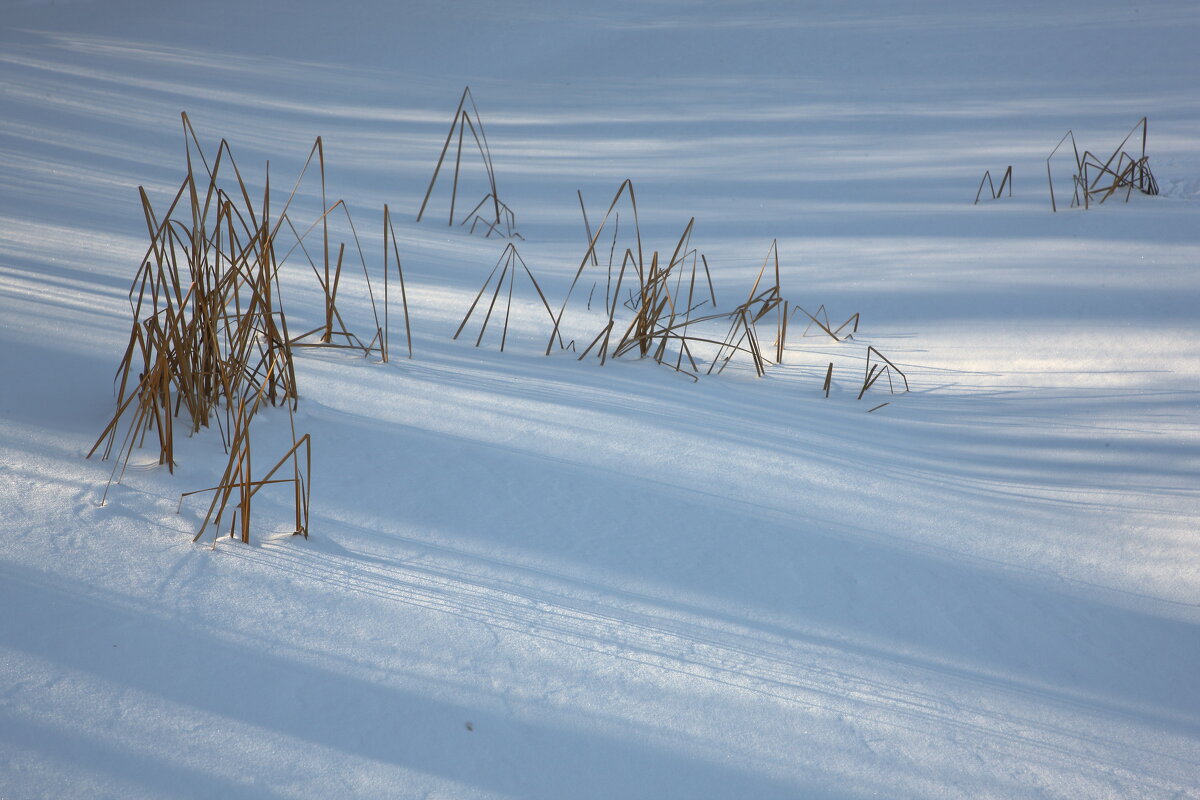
2, 1, 1199, 798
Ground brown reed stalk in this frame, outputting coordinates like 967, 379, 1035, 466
182, 357, 310, 545
279, 198, 385, 359
417, 87, 513, 236
92, 114, 301, 488
455, 244, 558, 351
975, 170, 996, 205
793, 304, 859, 342
857, 346, 909, 400
383, 204, 413, 360
776, 299, 789, 362
997, 165, 1013, 198
548, 179, 645, 355
699, 255, 717, 307
578, 189, 599, 267
975, 166, 1012, 204
1046, 129, 1081, 213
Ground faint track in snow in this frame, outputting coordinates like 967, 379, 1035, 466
218, 536, 1200, 781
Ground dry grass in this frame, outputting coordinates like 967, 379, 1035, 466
90, 114, 422, 543
857, 346, 910, 400
544, 183, 896, 397
178, 357, 311, 546
93, 107, 925, 545
975, 166, 1012, 204
417, 86, 520, 238
91, 114, 299, 493
87, 114, 359, 545
559, 184, 766, 380
1047, 118, 1158, 212
272, 138, 388, 360
454, 243, 557, 351
793, 304, 859, 343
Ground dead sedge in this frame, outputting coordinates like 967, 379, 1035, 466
416, 86, 520, 239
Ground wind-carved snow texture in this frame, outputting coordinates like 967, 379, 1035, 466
2, 2, 1199, 799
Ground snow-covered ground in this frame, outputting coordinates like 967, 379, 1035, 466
2, 2, 1198, 798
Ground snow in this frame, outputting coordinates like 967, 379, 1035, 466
2, 1, 1199, 798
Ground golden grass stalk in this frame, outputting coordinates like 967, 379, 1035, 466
793, 304, 859, 342
383, 204, 413, 360
454, 244, 558, 352
857, 346, 909, 400
548, 179, 645, 355
417, 87, 515, 237
180, 356, 310, 546
1046, 129, 1081, 213
92, 114, 300, 488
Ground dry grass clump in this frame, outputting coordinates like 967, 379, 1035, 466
526, 180, 905, 404
178, 358, 311, 545
551, 181, 744, 380
90, 114, 417, 542
975, 166, 1012, 204
405, 92, 909, 403
94, 95, 923, 546
454, 243, 557, 351
793, 304, 860, 342
857, 346, 909, 400
90, 114, 299, 491
417, 86, 521, 239
1047, 117, 1159, 212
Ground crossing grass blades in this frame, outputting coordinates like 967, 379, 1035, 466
92, 110, 915, 550
547, 181, 902, 405
1046, 117, 1159, 212
90, 113, 301, 497
416, 86, 521, 239
975, 166, 1013, 204
178, 357, 311, 547
90, 114, 413, 545
454, 243, 558, 351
